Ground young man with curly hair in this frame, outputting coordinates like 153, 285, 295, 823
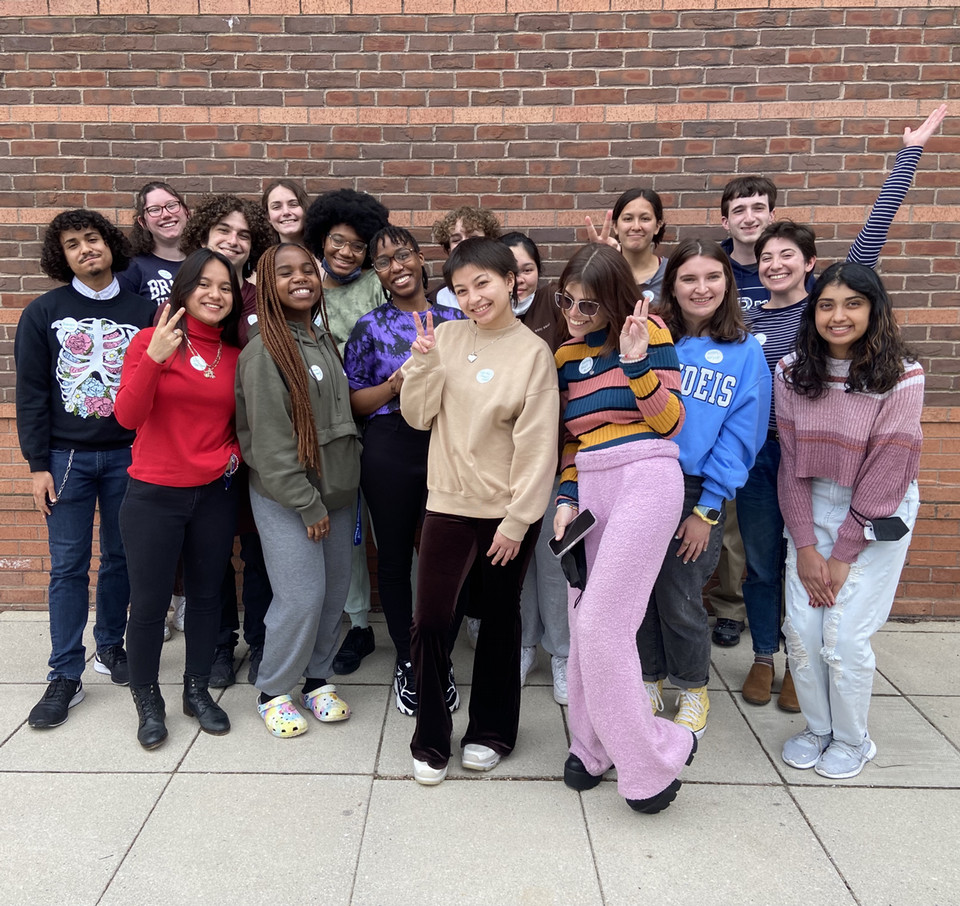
427, 206, 502, 310
15, 209, 155, 728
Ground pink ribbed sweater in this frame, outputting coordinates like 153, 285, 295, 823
774, 354, 924, 564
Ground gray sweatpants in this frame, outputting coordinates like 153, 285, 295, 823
250, 487, 353, 697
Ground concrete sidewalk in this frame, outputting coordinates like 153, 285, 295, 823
1, 609, 958, 906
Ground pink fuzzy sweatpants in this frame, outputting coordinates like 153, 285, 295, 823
567, 439, 694, 800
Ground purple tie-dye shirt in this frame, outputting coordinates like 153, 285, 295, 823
344, 300, 465, 420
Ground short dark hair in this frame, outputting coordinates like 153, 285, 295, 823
557, 244, 641, 357
612, 188, 666, 248
130, 182, 189, 256
179, 194, 273, 279
442, 237, 518, 306
431, 206, 502, 253
40, 209, 131, 284
370, 225, 428, 291
754, 220, 817, 264
500, 231, 542, 274
720, 176, 778, 218
167, 248, 242, 349
658, 238, 746, 343
303, 189, 390, 268
786, 261, 915, 398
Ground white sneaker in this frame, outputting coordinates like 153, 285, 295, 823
466, 618, 481, 650
162, 623, 171, 642
171, 594, 186, 632
462, 743, 501, 772
814, 735, 877, 780
519, 646, 537, 686
413, 758, 447, 785
551, 655, 568, 705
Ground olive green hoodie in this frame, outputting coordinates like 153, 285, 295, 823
236, 319, 361, 526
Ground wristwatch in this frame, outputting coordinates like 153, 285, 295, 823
693, 505, 721, 525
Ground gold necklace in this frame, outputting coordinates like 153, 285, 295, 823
467, 319, 520, 363
184, 335, 223, 379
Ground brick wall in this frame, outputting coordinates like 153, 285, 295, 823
1, 2, 958, 615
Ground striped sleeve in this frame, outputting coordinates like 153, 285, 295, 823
622, 315, 685, 439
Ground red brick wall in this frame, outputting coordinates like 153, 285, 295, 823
1, 3, 958, 615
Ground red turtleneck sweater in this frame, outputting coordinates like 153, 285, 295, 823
115, 314, 242, 487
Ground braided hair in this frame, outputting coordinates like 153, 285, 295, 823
255, 243, 326, 473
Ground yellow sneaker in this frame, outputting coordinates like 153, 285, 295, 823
674, 686, 709, 738
645, 679, 664, 714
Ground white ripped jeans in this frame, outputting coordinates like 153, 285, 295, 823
782, 479, 919, 746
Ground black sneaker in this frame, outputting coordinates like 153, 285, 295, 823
712, 618, 745, 647
94, 645, 129, 686
394, 660, 418, 716
332, 626, 375, 675
208, 644, 237, 688
247, 644, 264, 686
445, 664, 460, 713
28, 678, 84, 729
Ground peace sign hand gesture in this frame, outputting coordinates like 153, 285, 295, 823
146, 304, 186, 365
585, 210, 621, 251
410, 310, 436, 355
619, 294, 652, 362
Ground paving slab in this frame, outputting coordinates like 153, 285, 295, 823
793, 787, 960, 906
0, 682, 198, 773
0, 619, 95, 683
873, 631, 960, 695
909, 695, 960, 748
743, 695, 960, 788
377, 683, 569, 779
100, 773, 369, 906
0, 772, 167, 906
180, 680, 389, 775
354, 778, 602, 906
583, 783, 856, 906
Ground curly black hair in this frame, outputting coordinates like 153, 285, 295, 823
129, 181, 189, 256
40, 209, 131, 284
179, 194, 273, 279
303, 189, 390, 269
785, 262, 916, 399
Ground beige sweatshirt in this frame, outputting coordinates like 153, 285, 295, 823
400, 318, 559, 542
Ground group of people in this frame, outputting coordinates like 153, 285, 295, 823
15, 104, 944, 813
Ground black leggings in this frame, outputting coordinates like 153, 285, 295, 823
360, 413, 430, 663
121, 477, 238, 686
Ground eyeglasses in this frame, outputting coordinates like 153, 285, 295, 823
144, 201, 183, 218
555, 292, 601, 318
327, 233, 367, 255
372, 247, 416, 272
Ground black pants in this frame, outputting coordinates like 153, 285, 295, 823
361, 413, 431, 663
411, 511, 538, 769
122, 477, 238, 686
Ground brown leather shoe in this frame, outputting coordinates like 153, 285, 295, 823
777, 668, 801, 713
742, 662, 774, 705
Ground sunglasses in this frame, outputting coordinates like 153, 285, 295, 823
555, 292, 601, 318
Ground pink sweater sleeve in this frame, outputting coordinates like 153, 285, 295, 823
831, 364, 924, 563
774, 367, 817, 550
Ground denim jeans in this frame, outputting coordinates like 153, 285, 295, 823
45, 447, 132, 681
737, 436, 785, 656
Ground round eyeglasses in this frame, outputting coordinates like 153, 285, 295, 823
144, 201, 183, 218
373, 247, 416, 272
555, 292, 601, 318
327, 233, 367, 255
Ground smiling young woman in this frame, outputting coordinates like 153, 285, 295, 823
399, 237, 559, 785
343, 225, 465, 717
114, 249, 244, 750
261, 179, 308, 246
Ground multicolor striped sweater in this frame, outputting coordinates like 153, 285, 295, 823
555, 318, 684, 505
775, 354, 924, 564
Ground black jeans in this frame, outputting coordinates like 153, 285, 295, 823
122, 477, 238, 686
411, 512, 538, 768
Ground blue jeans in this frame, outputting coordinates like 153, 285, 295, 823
736, 437, 785, 656
45, 447, 132, 681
